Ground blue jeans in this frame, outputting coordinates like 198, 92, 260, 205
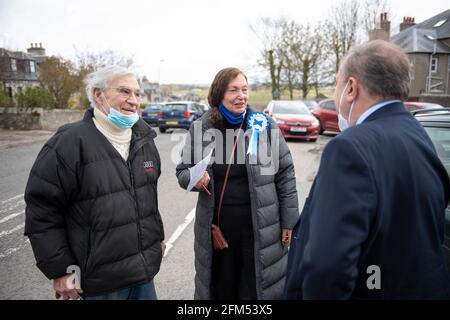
83, 280, 157, 300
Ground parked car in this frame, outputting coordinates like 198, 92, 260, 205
312, 99, 340, 134
413, 107, 450, 267
302, 99, 319, 111
141, 103, 165, 126
264, 100, 320, 141
404, 101, 444, 112
158, 101, 204, 133
198, 102, 210, 114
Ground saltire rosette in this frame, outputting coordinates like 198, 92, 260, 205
246, 112, 269, 156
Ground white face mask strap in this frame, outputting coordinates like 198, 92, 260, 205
99, 91, 112, 114
338, 81, 350, 115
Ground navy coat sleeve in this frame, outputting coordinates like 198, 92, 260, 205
300, 137, 376, 299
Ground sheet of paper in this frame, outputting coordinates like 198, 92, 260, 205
186, 150, 213, 192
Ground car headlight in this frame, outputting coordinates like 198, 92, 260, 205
274, 118, 285, 125
311, 120, 319, 127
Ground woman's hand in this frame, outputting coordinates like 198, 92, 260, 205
195, 172, 210, 191
281, 229, 292, 247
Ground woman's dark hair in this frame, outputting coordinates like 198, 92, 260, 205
207, 67, 247, 126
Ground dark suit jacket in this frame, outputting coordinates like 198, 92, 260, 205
284, 101, 450, 299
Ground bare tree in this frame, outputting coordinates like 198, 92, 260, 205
281, 21, 325, 99
250, 17, 287, 99
326, 0, 360, 73
74, 49, 135, 71
280, 20, 299, 100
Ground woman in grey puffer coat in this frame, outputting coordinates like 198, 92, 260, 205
176, 67, 298, 300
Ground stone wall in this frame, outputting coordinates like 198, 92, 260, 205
0, 107, 85, 130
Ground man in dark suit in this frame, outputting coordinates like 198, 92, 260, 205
284, 40, 450, 299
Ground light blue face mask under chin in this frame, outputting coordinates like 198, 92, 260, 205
108, 107, 139, 129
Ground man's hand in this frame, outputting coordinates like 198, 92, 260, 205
54, 274, 83, 300
161, 242, 166, 256
281, 229, 292, 247
195, 172, 210, 191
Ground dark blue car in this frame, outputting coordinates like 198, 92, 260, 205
142, 103, 165, 126
158, 101, 205, 133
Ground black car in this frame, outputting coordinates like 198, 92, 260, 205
158, 101, 204, 133
414, 107, 450, 267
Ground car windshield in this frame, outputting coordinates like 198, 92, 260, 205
144, 105, 161, 112
424, 126, 450, 178
165, 104, 187, 111
303, 100, 318, 107
273, 102, 310, 115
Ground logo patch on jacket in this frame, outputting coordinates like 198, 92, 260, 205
144, 161, 155, 172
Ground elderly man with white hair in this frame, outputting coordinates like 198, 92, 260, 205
24, 65, 165, 300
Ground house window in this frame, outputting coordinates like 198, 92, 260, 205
431, 57, 438, 73
6, 87, 12, 98
11, 59, 17, 72
29, 61, 35, 73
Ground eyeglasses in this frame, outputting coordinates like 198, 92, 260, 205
108, 86, 143, 100
226, 88, 249, 95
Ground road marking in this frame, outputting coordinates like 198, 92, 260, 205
1, 194, 24, 205
0, 239, 30, 259
164, 207, 195, 257
0, 199, 25, 215
0, 223, 25, 238
0, 210, 24, 224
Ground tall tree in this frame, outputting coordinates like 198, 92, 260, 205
250, 17, 286, 99
39, 56, 82, 108
74, 49, 134, 71
292, 23, 325, 99
326, 0, 360, 73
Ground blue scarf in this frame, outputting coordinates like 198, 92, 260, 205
219, 104, 246, 124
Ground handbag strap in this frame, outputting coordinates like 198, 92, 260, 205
216, 120, 245, 227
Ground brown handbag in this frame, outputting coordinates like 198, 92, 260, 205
211, 121, 244, 250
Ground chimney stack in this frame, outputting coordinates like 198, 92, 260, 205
369, 12, 391, 41
27, 42, 46, 56
400, 16, 416, 32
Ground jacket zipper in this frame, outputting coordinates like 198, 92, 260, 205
127, 161, 150, 278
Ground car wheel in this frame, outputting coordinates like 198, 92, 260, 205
159, 127, 167, 133
310, 138, 317, 142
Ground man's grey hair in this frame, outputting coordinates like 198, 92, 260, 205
85, 65, 138, 107
339, 40, 411, 100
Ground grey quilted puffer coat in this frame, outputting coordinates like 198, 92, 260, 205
176, 109, 299, 299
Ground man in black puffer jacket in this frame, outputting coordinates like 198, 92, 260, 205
24, 65, 165, 300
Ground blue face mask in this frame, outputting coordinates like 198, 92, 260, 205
219, 104, 246, 124
102, 93, 139, 129
108, 107, 139, 129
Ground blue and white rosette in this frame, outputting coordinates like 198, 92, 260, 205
247, 112, 269, 156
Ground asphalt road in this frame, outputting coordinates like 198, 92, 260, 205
0, 127, 332, 300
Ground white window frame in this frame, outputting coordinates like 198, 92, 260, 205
29, 61, 35, 73
431, 57, 438, 73
11, 59, 17, 72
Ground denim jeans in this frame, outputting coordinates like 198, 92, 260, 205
83, 279, 157, 300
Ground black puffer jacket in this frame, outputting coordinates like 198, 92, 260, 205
24, 108, 164, 297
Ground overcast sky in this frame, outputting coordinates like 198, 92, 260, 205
0, 0, 448, 84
